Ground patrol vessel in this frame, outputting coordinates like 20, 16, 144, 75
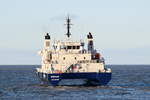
36, 17, 112, 86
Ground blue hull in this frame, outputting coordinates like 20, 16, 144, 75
37, 72, 111, 86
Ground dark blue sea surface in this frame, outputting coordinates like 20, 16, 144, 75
0, 65, 150, 100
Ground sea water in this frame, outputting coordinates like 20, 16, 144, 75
0, 65, 150, 100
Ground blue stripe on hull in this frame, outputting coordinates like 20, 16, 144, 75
37, 72, 111, 86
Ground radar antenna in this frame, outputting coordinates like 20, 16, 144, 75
65, 16, 72, 38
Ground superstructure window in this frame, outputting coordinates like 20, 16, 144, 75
63, 57, 65, 60
75, 57, 77, 60
73, 46, 76, 49
67, 46, 72, 49
66, 45, 80, 49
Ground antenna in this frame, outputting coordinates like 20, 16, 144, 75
65, 16, 72, 38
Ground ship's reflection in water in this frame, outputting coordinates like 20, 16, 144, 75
0, 65, 150, 100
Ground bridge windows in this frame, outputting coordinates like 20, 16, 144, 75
66, 45, 80, 49
67, 46, 72, 49
73, 46, 76, 49
59, 45, 81, 50
77, 46, 80, 49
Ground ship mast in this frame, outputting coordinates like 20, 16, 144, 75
65, 16, 72, 38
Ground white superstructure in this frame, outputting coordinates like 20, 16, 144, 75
37, 17, 111, 74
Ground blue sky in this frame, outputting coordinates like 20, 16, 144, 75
0, 0, 150, 64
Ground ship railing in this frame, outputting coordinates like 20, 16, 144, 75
104, 68, 112, 73
77, 60, 103, 63
78, 50, 91, 54
50, 49, 92, 54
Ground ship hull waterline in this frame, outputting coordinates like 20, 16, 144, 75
37, 72, 112, 86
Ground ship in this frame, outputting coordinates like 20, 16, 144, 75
36, 17, 112, 86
